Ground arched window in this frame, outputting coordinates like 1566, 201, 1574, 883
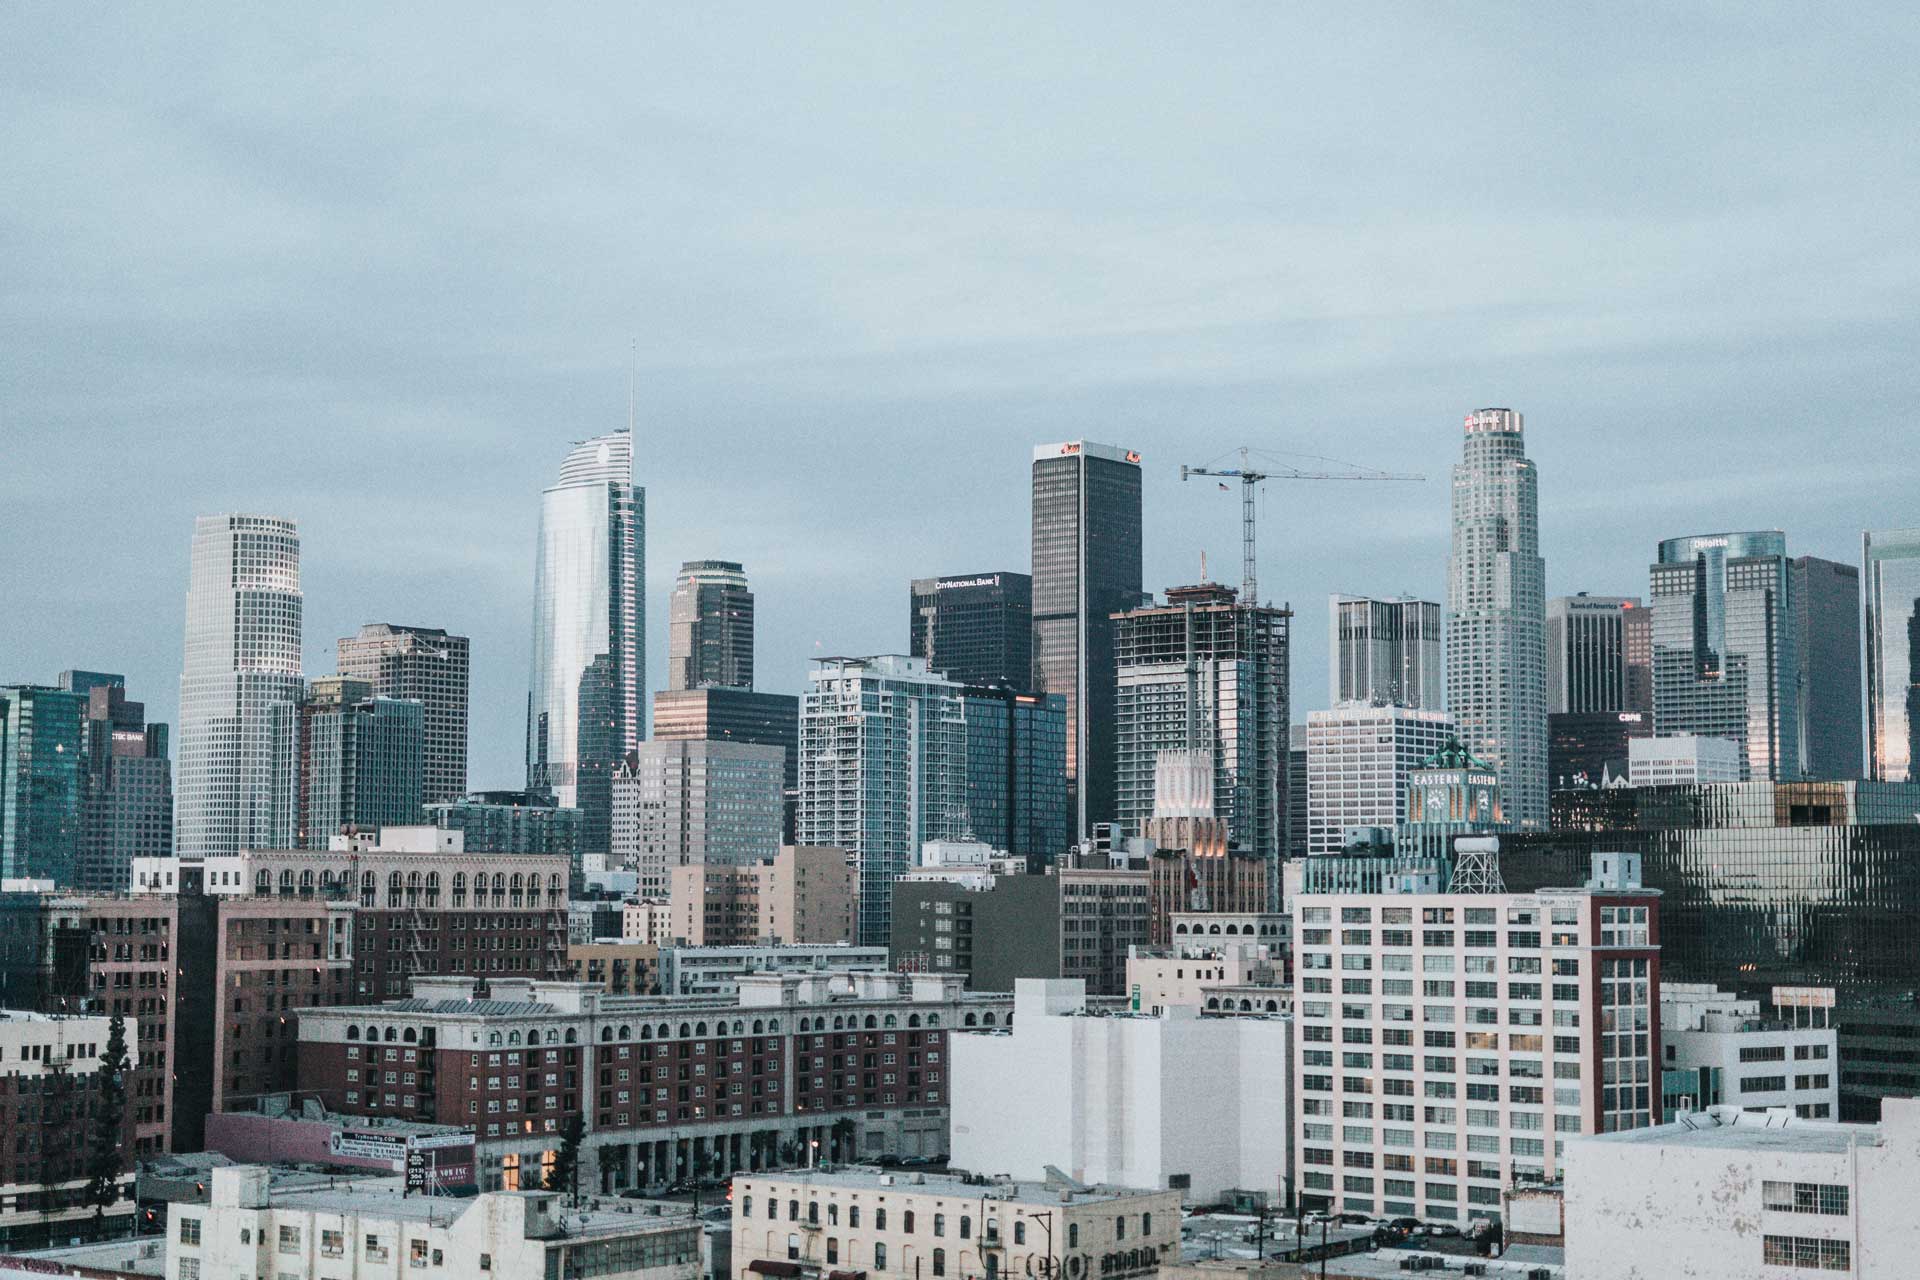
384, 1027, 397, 1042
696, 1022, 708, 1037
619, 1025, 631, 1040
508, 1031, 522, 1046
908, 1014, 921, 1028
928, 1014, 940, 1027
1068, 1224, 1079, 1249
600, 1027, 613, 1042
452, 872, 467, 907
864, 1015, 877, 1029
346, 1025, 360, 1041
488, 1032, 502, 1046
425, 872, 440, 906
753, 1020, 764, 1034
983, 1013, 997, 1026
932, 1249, 945, 1277
298, 869, 314, 896
510, 873, 524, 906
403, 1028, 417, 1043
491, 873, 506, 903
679, 1023, 692, 1038
564, 1029, 577, 1044
903, 1211, 915, 1233
849, 1206, 860, 1228
387, 871, 403, 907
1014, 1222, 1026, 1245
876, 1208, 887, 1231
884, 1014, 897, 1029
965, 1014, 978, 1027
960, 1215, 971, 1239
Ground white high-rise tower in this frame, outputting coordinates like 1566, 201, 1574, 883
526, 429, 643, 861
175, 514, 305, 857
1445, 409, 1548, 829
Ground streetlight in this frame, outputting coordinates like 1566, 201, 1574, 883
808, 1139, 820, 1170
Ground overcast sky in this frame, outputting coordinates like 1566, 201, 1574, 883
5, 5, 1915, 790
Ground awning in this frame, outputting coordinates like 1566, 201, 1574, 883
749, 1263, 803, 1277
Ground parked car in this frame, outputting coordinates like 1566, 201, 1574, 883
1426, 1223, 1461, 1238
1388, 1217, 1423, 1233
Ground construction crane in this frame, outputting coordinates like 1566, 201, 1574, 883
1180, 447, 1424, 605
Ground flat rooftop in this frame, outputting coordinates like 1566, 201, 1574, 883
260, 1176, 701, 1237
1584, 1109, 1874, 1156
743, 1168, 1161, 1206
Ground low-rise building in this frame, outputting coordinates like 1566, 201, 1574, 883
1627, 734, 1743, 785
1128, 912, 1289, 1016
1564, 1100, 1920, 1278
1661, 982, 1839, 1119
658, 944, 889, 999
168, 1166, 700, 1280
729, 1168, 1181, 1280
0, 1010, 137, 1248
951, 980, 1289, 1205
297, 972, 1011, 1195
624, 899, 675, 945
571, 940, 661, 996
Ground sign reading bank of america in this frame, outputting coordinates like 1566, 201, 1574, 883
937, 575, 1001, 591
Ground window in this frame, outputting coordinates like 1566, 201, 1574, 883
960, 1215, 971, 1239
1014, 1222, 1026, 1245
278, 1226, 301, 1254
410, 1240, 429, 1269
787, 1235, 800, 1261
875, 1244, 887, 1270
178, 1263, 200, 1280
933, 1249, 946, 1277
321, 1230, 344, 1258
934, 1213, 946, 1237
876, 1209, 888, 1231
1762, 1181, 1849, 1216
904, 1211, 915, 1233
1762, 1235, 1850, 1271
178, 1218, 202, 1245
1068, 1224, 1079, 1249
367, 1235, 390, 1263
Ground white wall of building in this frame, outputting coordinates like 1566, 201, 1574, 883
950, 980, 1290, 1204
1566, 1101, 1920, 1279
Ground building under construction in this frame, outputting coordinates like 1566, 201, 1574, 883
1112, 583, 1290, 894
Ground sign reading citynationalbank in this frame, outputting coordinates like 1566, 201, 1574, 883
936, 576, 1001, 591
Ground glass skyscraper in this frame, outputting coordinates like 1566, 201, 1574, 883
0, 685, 86, 883
1864, 528, 1920, 782
1445, 409, 1548, 829
1650, 531, 1797, 781
958, 685, 1068, 864
60, 671, 171, 893
797, 656, 968, 946
526, 430, 643, 857
1031, 440, 1143, 841
667, 559, 753, 692
910, 571, 1033, 690
1329, 594, 1441, 709
336, 623, 470, 805
175, 514, 304, 858
1790, 555, 1862, 780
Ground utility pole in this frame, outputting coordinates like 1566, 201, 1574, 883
1181, 447, 1423, 605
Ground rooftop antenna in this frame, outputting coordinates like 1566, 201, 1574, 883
625, 336, 636, 434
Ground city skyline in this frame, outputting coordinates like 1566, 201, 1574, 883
5, 9, 1913, 793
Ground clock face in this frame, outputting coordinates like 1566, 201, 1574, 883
1475, 788, 1491, 812
1426, 791, 1445, 814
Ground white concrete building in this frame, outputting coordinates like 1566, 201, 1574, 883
168, 1166, 698, 1280
1565, 1100, 1920, 1279
1661, 983, 1838, 1119
1291, 852, 1661, 1225
1305, 705, 1458, 856
730, 1167, 1181, 1280
1628, 734, 1743, 785
949, 979, 1290, 1204
657, 943, 890, 998
0, 1011, 136, 1242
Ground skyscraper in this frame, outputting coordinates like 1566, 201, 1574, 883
336, 623, 470, 805
909, 571, 1033, 690
1790, 556, 1862, 780
611, 739, 784, 897
1864, 528, 1920, 782
60, 671, 171, 894
1111, 583, 1290, 883
269, 676, 424, 848
1329, 595, 1442, 709
526, 431, 643, 859
652, 687, 800, 841
1650, 531, 1798, 781
667, 560, 753, 692
176, 514, 304, 858
0, 685, 85, 883
797, 656, 968, 946
1445, 409, 1548, 829
1546, 594, 1642, 714
957, 685, 1068, 864
1032, 441, 1143, 841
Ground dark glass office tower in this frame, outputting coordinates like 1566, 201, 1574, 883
0, 685, 85, 883
1031, 441, 1143, 841
910, 571, 1033, 690
1865, 529, 1920, 782
337, 623, 470, 805
1790, 556, 1862, 780
59, 671, 171, 894
959, 686, 1068, 864
1650, 531, 1797, 781
652, 687, 800, 841
667, 560, 754, 692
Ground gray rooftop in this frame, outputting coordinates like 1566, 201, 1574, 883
1581, 1110, 1873, 1156
743, 1167, 1164, 1206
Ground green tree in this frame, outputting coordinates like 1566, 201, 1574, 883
84, 1011, 132, 1222
545, 1114, 584, 1205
